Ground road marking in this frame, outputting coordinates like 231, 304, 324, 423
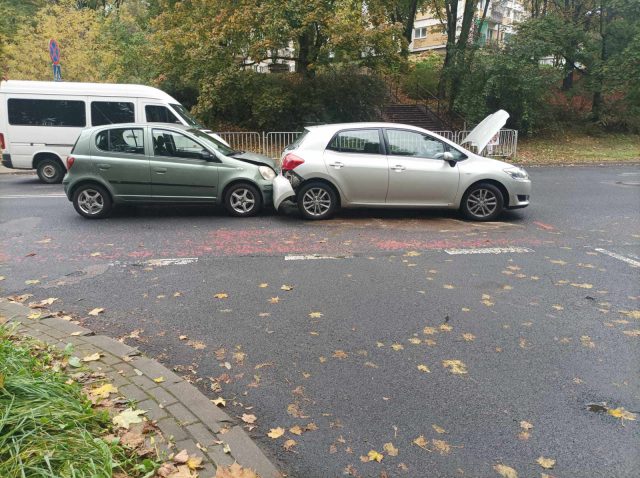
594, 248, 640, 267
285, 254, 353, 261
0, 194, 66, 198
146, 257, 199, 266
444, 246, 534, 255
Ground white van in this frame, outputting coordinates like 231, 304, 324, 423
0, 81, 227, 183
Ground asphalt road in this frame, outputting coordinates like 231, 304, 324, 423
1, 165, 639, 478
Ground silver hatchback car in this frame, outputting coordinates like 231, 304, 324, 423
273, 111, 531, 221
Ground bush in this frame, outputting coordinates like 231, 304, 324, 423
194, 68, 388, 131
402, 54, 443, 98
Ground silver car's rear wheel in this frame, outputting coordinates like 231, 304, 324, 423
461, 183, 504, 221
72, 184, 112, 219
297, 182, 337, 220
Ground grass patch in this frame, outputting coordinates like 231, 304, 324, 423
0, 325, 147, 478
514, 132, 640, 164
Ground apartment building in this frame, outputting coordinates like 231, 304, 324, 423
410, 0, 528, 54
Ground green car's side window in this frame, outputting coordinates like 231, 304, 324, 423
152, 129, 206, 160
95, 128, 145, 155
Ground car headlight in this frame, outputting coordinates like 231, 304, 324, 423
504, 167, 529, 180
259, 166, 276, 180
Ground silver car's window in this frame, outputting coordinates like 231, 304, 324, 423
327, 129, 381, 154
386, 130, 445, 159
152, 129, 206, 160
95, 128, 145, 155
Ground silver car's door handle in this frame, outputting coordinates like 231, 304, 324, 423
391, 165, 406, 172
329, 162, 344, 169
97, 163, 111, 170
154, 168, 168, 174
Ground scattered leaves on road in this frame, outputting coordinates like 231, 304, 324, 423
213, 293, 228, 299
383, 442, 398, 456
112, 408, 146, 429
442, 359, 468, 374
536, 457, 556, 469
494, 463, 518, 478
82, 352, 102, 362
267, 427, 285, 439
88, 308, 104, 316
215, 463, 259, 478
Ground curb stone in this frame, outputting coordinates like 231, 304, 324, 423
0, 300, 281, 478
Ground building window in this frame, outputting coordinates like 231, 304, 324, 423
414, 27, 427, 39
8, 98, 86, 127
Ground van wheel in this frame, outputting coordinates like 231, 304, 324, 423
224, 183, 262, 217
37, 158, 65, 184
73, 184, 112, 219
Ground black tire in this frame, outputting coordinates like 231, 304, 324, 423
36, 158, 65, 184
72, 184, 113, 219
224, 183, 262, 217
460, 182, 504, 221
297, 181, 338, 220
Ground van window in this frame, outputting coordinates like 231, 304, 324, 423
145, 105, 181, 124
8, 98, 86, 127
91, 101, 135, 126
95, 128, 145, 155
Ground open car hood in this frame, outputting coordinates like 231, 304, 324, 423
460, 110, 509, 153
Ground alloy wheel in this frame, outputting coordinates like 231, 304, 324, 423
230, 188, 256, 214
302, 188, 332, 217
77, 189, 105, 215
466, 188, 498, 218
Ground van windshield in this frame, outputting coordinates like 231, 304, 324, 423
170, 104, 204, 128
188, 129, 235, 156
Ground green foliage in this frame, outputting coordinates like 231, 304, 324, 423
196, 69, 388, 131
403, 54, 443, 96
0, 327, 137, 478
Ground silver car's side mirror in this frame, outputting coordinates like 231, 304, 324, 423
435, 152, 454, 161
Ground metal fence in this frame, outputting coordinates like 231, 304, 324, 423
213, 129, 517, 159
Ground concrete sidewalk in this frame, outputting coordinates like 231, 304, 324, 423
0, 300, 281, 478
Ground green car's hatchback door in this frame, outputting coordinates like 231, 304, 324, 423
92, 127, 151, 199
149, 128, 219, 201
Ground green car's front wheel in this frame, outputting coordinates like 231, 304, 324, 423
224, 183, 262, 217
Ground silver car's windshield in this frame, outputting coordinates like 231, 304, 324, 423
188, 128, 236, 156
171, 104, 204, 128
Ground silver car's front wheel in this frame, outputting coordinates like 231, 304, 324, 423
297, 182, 337, 220
461, 183, 504, 221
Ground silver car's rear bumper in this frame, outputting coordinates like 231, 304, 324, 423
273, 175, 295, 210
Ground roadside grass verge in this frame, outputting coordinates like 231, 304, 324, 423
514, 132, 640, 164
0, 325, 145, 478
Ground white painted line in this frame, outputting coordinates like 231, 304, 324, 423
0, 194, 66, 198
285, 254, 353, 261
146, 257, 199, 266
594, 248, 640, 267
445, 246, 534, 255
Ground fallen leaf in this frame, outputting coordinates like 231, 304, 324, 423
439, 323, 453, 332
241, 413, 257, 424
27, 312, 41, 320
25, 279, 40, 285
623, 329, 640, 337
186, 456, 203, 470
173, 449, 190, 463
619, 310, 640, 320
113, 408, 146, 429
153, 376, 165, 383
259, 283, 268, 288
383, 442, 398, 456
89, 383, 118, 399
267, 427, 285, 439
432, 439, 452, 455
494, 464, 518, 478
88, 308, 104, 316
367, 450, 383, 462
391, 343, 404, 351
179, 335, 188, 340
120, 429, 145, 449
283, 439, 297, 451
442, 359, 468, 374
462, 333, 476, 341
280, 284, 294, 291
309, 312, 323, 318
580, 335, 595, 348
167, 465, 193, 478
211, 397, 226, 407
408, 337, 421, 344
417, 364, 431, 373
520, 420, 533, 430
607, 407, 636, 421
90, 252, 102, 257
412, 436, 428, 449
68, 356, 81, 368
215, 463, 259, 478
82, 352, 102, 362
432, 424, 446, 434
269, 297, 280, 304
536, 457, 556, 469
289, 425, 303, 435
214, 293, 228, 299
571, 283, 593, 289
333, 350, 348, 359
443, 284, 455, 289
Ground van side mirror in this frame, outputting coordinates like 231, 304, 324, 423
200, 149, 215, 161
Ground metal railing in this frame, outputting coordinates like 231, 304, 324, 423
213, 129, 518, 159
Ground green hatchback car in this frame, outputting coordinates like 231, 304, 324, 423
63, 124, 277, 218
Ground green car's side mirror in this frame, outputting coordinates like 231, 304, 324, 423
200, 149, 215, 161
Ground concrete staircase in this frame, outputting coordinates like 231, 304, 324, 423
382, 103, 445, 131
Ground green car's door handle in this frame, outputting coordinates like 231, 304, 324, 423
97, 164, 111, 170
154, 168, 168, 174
